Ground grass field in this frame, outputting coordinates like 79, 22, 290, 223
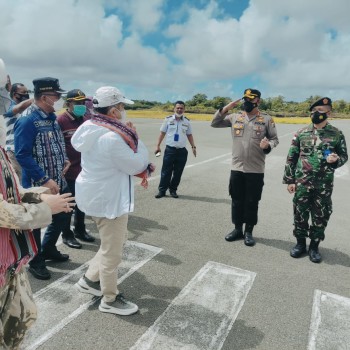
127, 109, 312, 124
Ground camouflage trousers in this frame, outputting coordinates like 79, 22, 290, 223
293, 183, 333, 240
0, 267, 37, 350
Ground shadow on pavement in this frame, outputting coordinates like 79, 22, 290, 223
175, 195, 231, 204
128, 215, 168, 239
223, 319, 265, 350
258, 237, 350, 267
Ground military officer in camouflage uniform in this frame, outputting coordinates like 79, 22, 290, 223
211, 89, 279, 246
283, 97, 348, 263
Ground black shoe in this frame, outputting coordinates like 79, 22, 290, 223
42, 250, 69, 262
28, 265, 51, 280
155, 192, 166, 199
309, 240, 322, 263
290, 238, 307, 258
74, 228, 95, 242
62, 236, 82, 249
225, 228, 244, 242
244, 233, 256, 246
170, 191, 178, 198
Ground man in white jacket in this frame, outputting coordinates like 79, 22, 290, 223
72, 86, 150, 316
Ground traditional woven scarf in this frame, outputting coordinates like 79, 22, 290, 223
90, 113, 152, 188
0, 147, 38, 287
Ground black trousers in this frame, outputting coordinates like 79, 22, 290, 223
29, 187, 71, 268
63, 178, 86, 233
158, 146, 188, 193
229, 170, 264, 226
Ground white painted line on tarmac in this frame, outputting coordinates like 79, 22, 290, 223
22, 241, 162, 350
308, 289, 350, 350
147, 130, 295, 181
130, 261, 256, 350
147, 153, 232, 183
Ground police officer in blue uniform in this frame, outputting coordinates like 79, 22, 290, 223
155, 101, 196, 198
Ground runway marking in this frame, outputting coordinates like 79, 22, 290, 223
22, 241, 162, 350
130, 261, 256, 350
308, 290, 350, 350
147, 153, 231, 182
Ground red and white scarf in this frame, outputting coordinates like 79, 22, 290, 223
91, 114, 154, 188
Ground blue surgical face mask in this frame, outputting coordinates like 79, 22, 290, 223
73, 104, 86, 117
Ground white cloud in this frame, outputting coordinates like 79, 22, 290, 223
0, 0, 171, 98
0, 0, 350, 102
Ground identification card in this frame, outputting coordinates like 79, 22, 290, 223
323, 149, 331, 159
174, 134, 179, 141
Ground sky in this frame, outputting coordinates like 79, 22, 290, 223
1, 0, 350, 103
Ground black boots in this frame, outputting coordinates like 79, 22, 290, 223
225, 224, 255, 246
290, 238, 307, 258
309, 239, 322, 263
290, 238, 322, 263
225, 225, 243, 241
244, 224, 255, 246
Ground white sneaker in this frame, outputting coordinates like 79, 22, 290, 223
75, 276, 102, 297
99, 294, 138, 316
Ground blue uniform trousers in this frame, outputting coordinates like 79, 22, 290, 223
158, 145, 188, 193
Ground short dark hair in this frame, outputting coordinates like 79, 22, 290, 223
10, 83, 24, 98
174, 100, 185, 107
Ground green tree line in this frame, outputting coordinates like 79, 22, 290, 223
128, 94, 350, 117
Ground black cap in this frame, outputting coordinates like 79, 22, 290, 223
66, 89, 90, 102
243, 88, 261, 99
309, 97, 332, 111
33, 77, 66, 94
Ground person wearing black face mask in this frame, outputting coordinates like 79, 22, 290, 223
3, 83, 33, 180
283, 97, 348, 263
242, 99, 258, 113
212, 88, 279, 247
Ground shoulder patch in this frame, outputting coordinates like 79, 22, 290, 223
166, 115, 173, 119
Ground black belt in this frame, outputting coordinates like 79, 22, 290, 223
166, 145, 185, 150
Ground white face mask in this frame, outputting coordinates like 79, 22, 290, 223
120, 109, 127, 122
175, 112, 183, 118
0, 88, 11, 115
53, 99, 63, 112
45, 96, 63, 112
116, 109, 127, 122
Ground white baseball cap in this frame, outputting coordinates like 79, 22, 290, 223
92, 86, 134, 108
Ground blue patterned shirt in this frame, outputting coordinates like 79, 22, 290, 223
14, 104, 67, 189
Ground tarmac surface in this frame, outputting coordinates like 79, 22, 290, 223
24, 118, 350, 350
